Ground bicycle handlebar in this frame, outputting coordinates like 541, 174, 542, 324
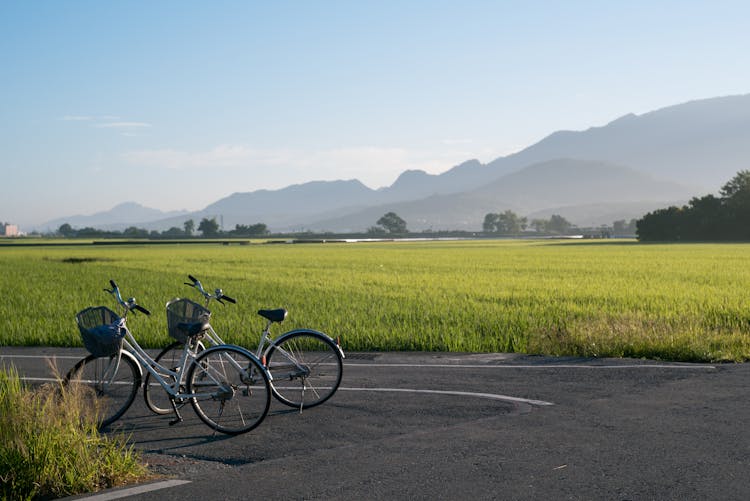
104, 279, 151, 316
132, 303, 151, 315
185, 275, 236, 305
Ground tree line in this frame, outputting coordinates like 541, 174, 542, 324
637, 170, 750, 241
56, 218, 269, 239
49, 207, 652, 240
482, 211, 577, 234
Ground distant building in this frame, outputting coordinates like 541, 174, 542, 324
0, 223, 19, 237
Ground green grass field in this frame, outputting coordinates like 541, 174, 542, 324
1, 239, 749, 362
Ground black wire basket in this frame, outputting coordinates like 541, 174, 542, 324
166, 298, 211, 343
76, 306, 125, 358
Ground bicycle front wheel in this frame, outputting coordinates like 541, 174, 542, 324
265, 331, 343, 409
187, 345, 270, 435
65, 353, 141, 429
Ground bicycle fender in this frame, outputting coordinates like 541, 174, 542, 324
267, 329, 345, 359
121, 350, 143, 380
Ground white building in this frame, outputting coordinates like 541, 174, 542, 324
0, 223, 19, 237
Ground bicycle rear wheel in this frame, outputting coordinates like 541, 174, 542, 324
265, 331, 343, 409
65, 353, 140, 429
144, 339, 204, 415
186, 345, 270, 435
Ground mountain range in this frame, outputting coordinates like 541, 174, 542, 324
40, 94, 750, 232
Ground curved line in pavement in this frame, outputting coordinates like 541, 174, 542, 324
338, 387, 554, 406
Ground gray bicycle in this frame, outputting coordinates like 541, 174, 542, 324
66, 280, 271, 435
144, 275, 344, 415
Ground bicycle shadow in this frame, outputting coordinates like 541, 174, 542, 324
110, 403, 304, 454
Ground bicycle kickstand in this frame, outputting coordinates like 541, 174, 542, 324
169, 399, 184, 426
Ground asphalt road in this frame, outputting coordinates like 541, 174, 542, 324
1, 347, 749, 500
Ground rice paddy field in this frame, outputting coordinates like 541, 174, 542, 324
1, 239, 750, 362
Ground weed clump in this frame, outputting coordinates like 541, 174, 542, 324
0, 366, 148, 500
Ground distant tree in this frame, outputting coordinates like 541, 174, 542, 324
547, 214, 573, 234
637, 206, 686, 241
498, 210, 527, 233
58, 223, 74, 237
162, 226, 185, 237
529, 219, 548, 233
687, 194, 727, 240
719, 170, 750, 238
228, 223, 269, 237
123, 226, 148, 238
637, 171, 750, 241
367, 225, 387, 236
613, 219, 638, 235
483, 210, 526, 234
719, 170, 750, 199
198, 218, 220, 237
76, 227, 104, 237
249, 223, 269, 236
376, 212, 407, 234
184, 219, 195, 236
483, 213, 500, 232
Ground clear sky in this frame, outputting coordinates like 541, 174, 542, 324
2, 0, 750, 229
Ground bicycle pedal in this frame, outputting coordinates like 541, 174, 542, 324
169, 417, 183, 426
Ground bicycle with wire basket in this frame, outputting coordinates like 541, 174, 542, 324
143, 275, 344, 415
65, 280, 271, 435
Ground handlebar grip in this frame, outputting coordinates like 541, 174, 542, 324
222, 295, 237, 304
133, 304, 151, 316
188, 275, 198, 283
110, 279, 118, 289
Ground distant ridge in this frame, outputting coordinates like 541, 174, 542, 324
40, 93, 750, 233
41, 202, 189, 231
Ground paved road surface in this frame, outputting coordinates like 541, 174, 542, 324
1, 347, 748, 500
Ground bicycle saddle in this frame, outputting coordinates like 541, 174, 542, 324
176, 320, 210, 337
258, 309, 288, 323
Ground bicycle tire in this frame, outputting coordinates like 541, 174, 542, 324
143, 339, 205, 415
186, 345, 270, 435
265, 330, 343, 409
64, 352, 141, 429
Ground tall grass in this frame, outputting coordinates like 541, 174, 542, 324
0, 366, 148, 500
1, 240, 750, 361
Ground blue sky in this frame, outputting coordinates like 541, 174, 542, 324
2, 0, 750, 228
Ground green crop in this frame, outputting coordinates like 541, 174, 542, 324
1, 239, 749, 362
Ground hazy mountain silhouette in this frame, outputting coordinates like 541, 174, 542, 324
43, 93, 750, 233
440, 94, 750, 193
303, 159, 692, 232
41, 202, 188, 231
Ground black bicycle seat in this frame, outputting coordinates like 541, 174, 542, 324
257, 309, 288, 323
176, 320, 210, 337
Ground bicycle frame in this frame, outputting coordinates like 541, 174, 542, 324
182, 276, 343, 363
176, 275, 344, 408
102, 282, 249, 404
120, 328, 200, 401
191, 314, 343, 376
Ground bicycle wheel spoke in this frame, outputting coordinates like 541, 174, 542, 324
187, 346, 270, 435
266, 332, 343, 409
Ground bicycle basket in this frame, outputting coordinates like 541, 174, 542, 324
76, 306, 125, 358
166, 298, 211, 343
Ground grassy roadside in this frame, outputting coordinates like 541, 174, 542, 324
0, 367, 150, 500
